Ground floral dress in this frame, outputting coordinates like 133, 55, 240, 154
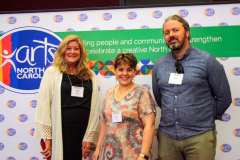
99, 85, 156, 160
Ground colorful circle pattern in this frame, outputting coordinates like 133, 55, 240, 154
7, 100, 16, 108
222, 113, 231, 122
7, 128, 16, 136
102, 134, 123, 159
0, 114, 5, 122
18, 142, 28, 150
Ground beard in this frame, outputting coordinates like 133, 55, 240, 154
168, 42, 182, 50
166, 33, 187, 51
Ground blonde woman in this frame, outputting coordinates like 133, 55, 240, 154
35, 35, 100, 160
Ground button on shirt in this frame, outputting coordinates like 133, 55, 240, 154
152, 48, 232, 140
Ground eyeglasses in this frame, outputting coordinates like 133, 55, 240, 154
175, 60, 184, 74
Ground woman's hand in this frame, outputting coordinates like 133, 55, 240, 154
92, 148, 100, 160
82, 141, 95, 159
40, 139, 52, 160
137, 156, 145, 160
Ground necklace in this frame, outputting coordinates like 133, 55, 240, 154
114, 83, 135, 102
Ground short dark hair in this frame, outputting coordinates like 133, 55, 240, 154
114, 53, 137, 69
163, 15, 190, 32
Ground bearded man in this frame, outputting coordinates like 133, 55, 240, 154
152, 15, 232, 160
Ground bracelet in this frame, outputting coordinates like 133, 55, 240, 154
139, 153, 149, 160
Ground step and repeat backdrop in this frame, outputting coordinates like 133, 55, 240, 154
0, 3, 240, 160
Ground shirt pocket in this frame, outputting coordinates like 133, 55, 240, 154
179, 105, 214, 128
160, 108, 175, 126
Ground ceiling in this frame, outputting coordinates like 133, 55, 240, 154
0, 0, 238, 13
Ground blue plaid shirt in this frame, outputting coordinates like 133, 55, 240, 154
152, 48, 232, 140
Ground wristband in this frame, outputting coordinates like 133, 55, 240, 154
139, 153, 149, 160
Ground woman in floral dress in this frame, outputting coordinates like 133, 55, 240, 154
93, 53, 156, 160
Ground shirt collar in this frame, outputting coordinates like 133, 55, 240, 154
171, 47, 193, 61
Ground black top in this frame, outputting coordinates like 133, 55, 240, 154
61, 73, 93, 159
61, 73, 92, 124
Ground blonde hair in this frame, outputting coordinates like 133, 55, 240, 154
53, 34, 92, 80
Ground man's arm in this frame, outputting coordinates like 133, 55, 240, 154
207, 56, 232, 120
152, 65, 162, 108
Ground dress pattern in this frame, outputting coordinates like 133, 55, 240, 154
99, 85, 155, 160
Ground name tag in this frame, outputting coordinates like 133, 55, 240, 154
71, 86, 84, 97
112, 112, 122, 123
168, 73, 184, 85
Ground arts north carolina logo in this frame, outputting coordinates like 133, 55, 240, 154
0, 27, 61, 93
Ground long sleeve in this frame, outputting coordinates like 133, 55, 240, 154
152, 64, 162, 108
34, 66, 55, 139
207, 56, 232, 120
83, 71, 101, 144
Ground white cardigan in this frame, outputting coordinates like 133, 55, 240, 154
35, 66, 100, 160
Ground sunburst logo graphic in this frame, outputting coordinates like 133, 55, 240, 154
18, 142, 28, 150
66, 28, 75, 32
233, 98, 240, 106
18, 114, 28, 122
128, 11, 137, 20
152, 10, 162, 19
103, 13, 112, 21
29, 128, 35, 136
231, 7, 240, 15
220, 144, 232, 152
7, 100, 16, 108
31, 16, 40, 24
8, 17, 17, 24
219, 22, 228, 26
178, 9, 189, 17
91, 27, 100, 31
221, 113, 231, 122
0, 114, 5, 122
115, 26, 125, 30
139, 60, 154, 75
30, 99, 37, 108
0, 85, 4, 94
7, 156, 16, 160
232, 67, 240, 76
205, 8, 215, 16
54, 15, 63, 23
79, 13, 88, 21
233, 128, 240, 137
7, 128, 16, 136
141, 25, 149, 29
0, 142, 4, 151
192, 23, 202, 27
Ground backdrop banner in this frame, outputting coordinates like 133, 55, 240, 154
0, 3, 240, 160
